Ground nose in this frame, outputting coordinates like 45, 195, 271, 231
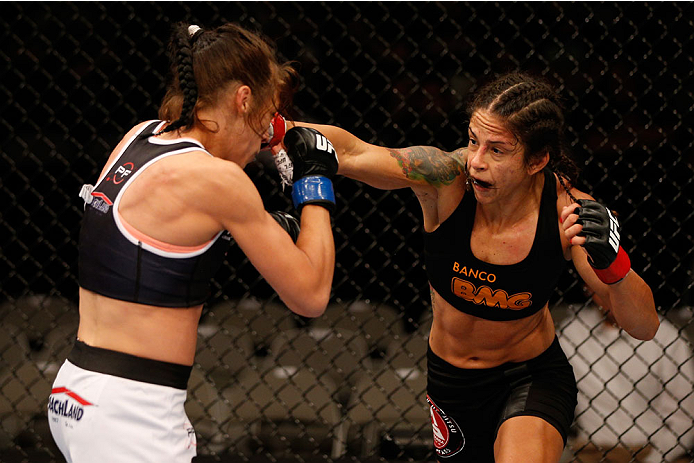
468, 146, 488, 172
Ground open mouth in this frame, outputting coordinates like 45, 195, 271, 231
470, 177, 493, 189
463, 163, 494, 190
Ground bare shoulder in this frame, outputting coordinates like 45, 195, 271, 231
164, 154, 264, 223
404, 147, 467, 230
387, 145, 466, 188
449, 147, 467, 171
189, 155, 258, 198
100, 121, 159, 178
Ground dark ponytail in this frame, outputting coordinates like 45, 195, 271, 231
156, 23, 202, 136
156, 22, 298, 137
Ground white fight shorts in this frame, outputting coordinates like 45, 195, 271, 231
48, 340, 196, 463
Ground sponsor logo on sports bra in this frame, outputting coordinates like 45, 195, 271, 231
89, 191, 113, 213
451, 278, 532, 310
450, 261, 532, 310
105, 162, 136, 185
452, 262, 496, 282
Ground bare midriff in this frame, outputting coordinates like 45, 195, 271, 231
427, 287, 556, 369
76, 288, 202, 366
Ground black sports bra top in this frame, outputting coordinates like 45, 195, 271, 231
423, 169, 567, 321
78, 121, 231, 307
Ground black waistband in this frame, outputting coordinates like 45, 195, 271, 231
68, 340, 191, 390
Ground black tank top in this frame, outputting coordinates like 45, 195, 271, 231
78, 121, 231, 307
423, 169, 566, 321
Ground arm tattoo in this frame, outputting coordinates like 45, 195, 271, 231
388, 146, 463, 187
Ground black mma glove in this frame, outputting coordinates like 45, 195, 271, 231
269, 211, 300, 243
575, 199, 631, 284
274, 127, 338, 213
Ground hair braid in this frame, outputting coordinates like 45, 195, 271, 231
156, 22, 298, 140
157, 24, 200, 135
468, 72, 579, 186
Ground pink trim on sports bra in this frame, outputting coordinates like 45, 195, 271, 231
119, 214, 213, 253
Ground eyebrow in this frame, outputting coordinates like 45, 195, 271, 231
468, 128, 513, 146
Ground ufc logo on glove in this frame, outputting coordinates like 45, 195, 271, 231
606, 209, 620, 253
315, 134, 335, 154
274, 127, 339, 212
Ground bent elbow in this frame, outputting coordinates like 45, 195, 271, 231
286, 291, 330, 319
302, 304, 328, 319
643, 318, 660, 341
631, 318, 660, 341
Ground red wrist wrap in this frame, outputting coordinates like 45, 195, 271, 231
593, 246, 631, 284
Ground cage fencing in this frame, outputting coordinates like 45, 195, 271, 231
1, 2, 693, 462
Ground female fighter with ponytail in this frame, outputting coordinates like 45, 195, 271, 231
271, 72, 658, 462
48, 23, 338, 463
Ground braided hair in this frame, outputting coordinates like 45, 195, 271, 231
467, 72, 579, 194
156, 22, 298, 137
156, 24, 203, 136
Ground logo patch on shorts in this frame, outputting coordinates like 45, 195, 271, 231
48, 387, 95, 421
185, 421, 197, 449
427, 395, 465, 458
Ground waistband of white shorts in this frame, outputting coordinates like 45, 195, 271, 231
68, 339, 191, 390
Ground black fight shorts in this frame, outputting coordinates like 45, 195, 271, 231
426, 336, 577, 462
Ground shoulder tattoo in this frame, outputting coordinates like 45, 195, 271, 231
387, 146, 463, 187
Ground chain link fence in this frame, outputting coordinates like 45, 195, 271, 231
1, 2, 693, 462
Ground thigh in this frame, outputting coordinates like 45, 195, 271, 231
493, 341, 577, 463
495, 415, 564, 463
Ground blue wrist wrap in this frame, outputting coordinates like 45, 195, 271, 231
292, 176, 335, 211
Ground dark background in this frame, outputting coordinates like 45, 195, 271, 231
3, 2, 693, 320
2, 2, 693, 317
1, 2, 692, 462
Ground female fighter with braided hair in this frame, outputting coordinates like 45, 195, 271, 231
271, 72, 658, 462
48, 22, 338, 462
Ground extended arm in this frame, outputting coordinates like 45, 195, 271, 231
266, 115, 467, 229
292, 122, 466, 193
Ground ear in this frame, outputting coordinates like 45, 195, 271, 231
527, 151, 549, 175
234, 85, 252, 114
